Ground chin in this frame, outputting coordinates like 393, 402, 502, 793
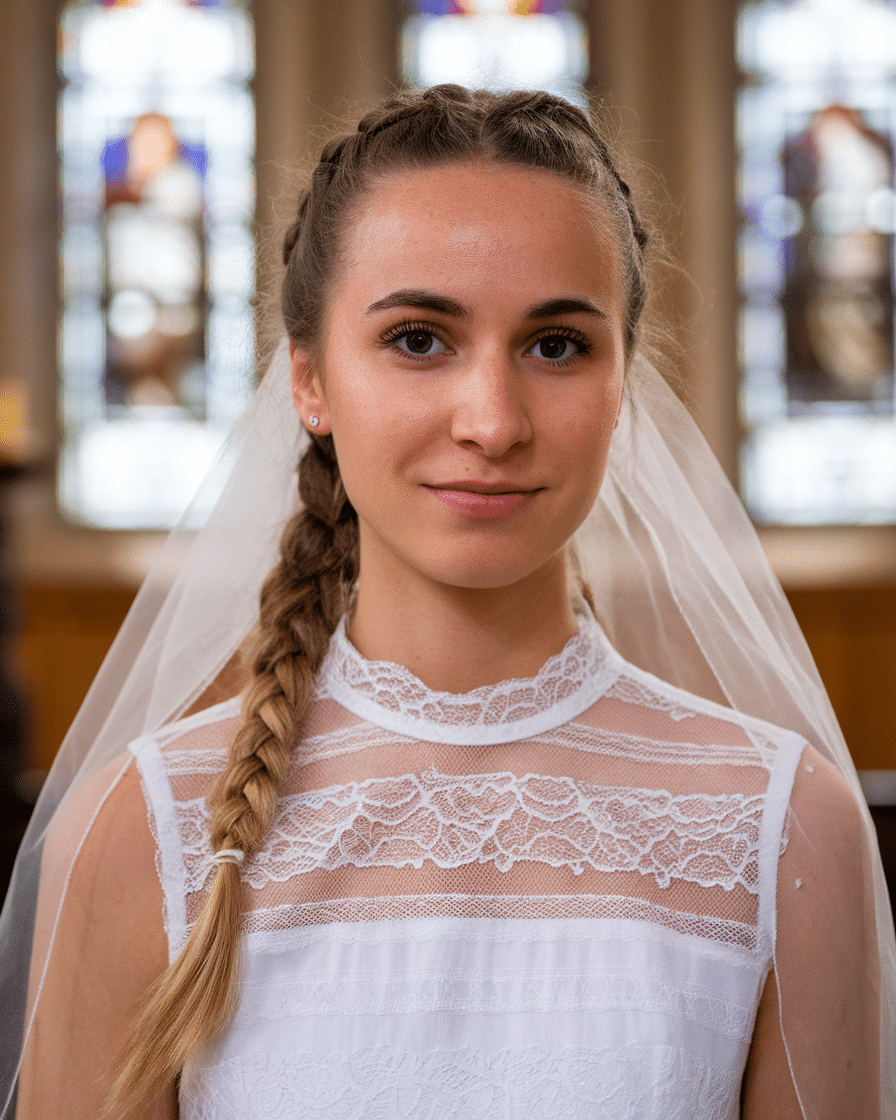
422, 551, 563, 594
361, 522, 571, 596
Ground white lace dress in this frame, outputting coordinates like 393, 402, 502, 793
132, 613, 806, 1120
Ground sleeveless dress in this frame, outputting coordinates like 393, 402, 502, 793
131, 612, 806, 1120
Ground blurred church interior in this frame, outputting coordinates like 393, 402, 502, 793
1, 0, 896, 900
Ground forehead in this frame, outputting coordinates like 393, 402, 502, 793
335, 162, 623, 314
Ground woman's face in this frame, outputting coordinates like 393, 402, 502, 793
291, 162, 627, 598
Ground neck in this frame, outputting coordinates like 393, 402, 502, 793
347, 551, 578, 694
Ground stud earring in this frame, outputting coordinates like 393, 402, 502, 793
308, 415, 320, 428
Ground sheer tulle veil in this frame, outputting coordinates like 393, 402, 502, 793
1, 340, 893, 1118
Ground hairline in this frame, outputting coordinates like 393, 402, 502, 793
305, 156, 631, 371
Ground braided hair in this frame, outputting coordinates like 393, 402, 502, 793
108, 84, 650, 1117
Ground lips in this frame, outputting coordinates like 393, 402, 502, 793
427, 478, 541, 494
424, 480, 542, 519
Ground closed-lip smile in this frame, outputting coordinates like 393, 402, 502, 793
425, 479, 542, 494
423, 480, 543, 519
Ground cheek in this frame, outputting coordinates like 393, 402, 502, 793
325, 358, 441, 473
564, 377, 623, 460
326, 389, 428, 513
557, 384, 624, 517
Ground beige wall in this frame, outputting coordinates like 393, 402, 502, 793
254, 0, 399, 343
0, 2, 58, 510
590, 0, 739, 478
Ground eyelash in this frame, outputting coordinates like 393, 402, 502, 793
529, 326, 593, 365
379, 320, 447, 361
378, 320, 594, 365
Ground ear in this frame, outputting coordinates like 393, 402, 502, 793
289, 342, 332, 436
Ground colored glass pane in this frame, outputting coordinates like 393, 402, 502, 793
403, 0, 587, 105
58, 0, 255, 528
739, 0, 896, 523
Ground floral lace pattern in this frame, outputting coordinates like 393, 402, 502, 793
315, 615, 620, 743
181, 1042, 741, 1120
255, 768, 766, 890
177, 768, 768, 895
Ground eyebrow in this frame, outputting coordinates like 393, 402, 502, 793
525, 297, 608, 322
365, 289, 470, 319
364, 289, 608, 323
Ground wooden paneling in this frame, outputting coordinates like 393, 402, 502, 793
13, 582, 896, 775
785, 585, 896, 770
16, 584, 136, 773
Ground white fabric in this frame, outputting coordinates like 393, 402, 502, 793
1, 344, 892, 1119
131, 615, 804, 1119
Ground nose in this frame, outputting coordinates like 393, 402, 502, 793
450, 351, 533, 458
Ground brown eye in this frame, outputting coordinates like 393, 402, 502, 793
537, 335, 572, 361
387, 327, 449, 360
530, 333, 587, 363
405, 331, 436, 355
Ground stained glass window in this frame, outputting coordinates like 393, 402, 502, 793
58, 0, 255, 528
738, 0, 896, 524
402, 1, 588, 105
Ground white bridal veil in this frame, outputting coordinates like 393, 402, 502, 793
0, 342, 893, 1118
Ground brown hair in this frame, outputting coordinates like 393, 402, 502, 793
107, 84, 650, 1117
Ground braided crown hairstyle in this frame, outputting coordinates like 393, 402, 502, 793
109, 84, 650, 1117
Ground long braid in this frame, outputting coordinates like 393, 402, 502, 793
211, 435, 357, 860
106, 436, 357, 1117
109, 83, 653, 1116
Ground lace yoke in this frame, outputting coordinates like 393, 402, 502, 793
132, 613, 805, 1120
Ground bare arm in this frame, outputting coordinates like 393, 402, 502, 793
742, 746, 880, 1119
17, 756, 176, 1120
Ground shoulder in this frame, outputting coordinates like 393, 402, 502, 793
756, 743, 881, 1115
783, 743, 870, 892
789, 743, 863, 818
27, 753, 169, 1065
40, 696, 244, 957
41, 751, 164, 946
773, 743, 877, 1023
23, 755, 178, 1115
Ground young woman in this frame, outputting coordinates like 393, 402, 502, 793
4, 86, 894, 1120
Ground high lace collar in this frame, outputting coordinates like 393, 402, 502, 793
314, 610, 622, 745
